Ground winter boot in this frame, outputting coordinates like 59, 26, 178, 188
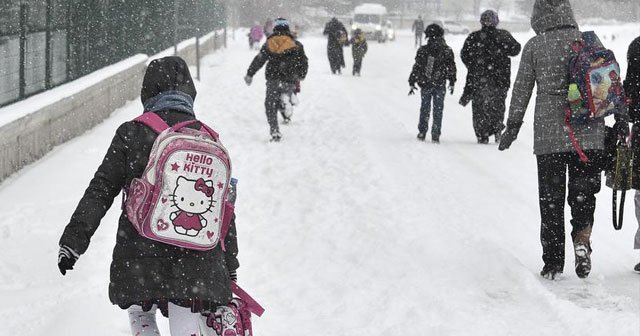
540, 264, 563, 280
270, 130, 282, 142
431, 135, 440, 144
280, 94, 294, 119
417, 132, 426, 141
635, 262, 640, 273
477, 136, 489, 144
573, 226, 593, 278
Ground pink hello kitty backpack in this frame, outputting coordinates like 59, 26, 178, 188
125, 112, 234, 251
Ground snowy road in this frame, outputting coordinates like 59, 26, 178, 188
1, 25, 639, 335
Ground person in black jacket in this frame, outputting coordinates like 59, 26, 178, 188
323, 17, 348, 74
245, 18, 308, 142
57, 56, 240, 335
350, 28, 368, 76
461, 10, 521, 144
409, 23, 456, 143
412, 15, 425, 48
624, 35, 640, 272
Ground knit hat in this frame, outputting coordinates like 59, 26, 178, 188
273, 18, 290, 32
480, 10, 499, 27
424, 23, 444, 39
140, 56, 196, 105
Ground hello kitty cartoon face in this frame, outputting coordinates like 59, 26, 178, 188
170, 176, 215, 215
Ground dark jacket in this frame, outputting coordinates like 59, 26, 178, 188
412, 19, 425, 36
59, 57, 239, 313
247, 30, 308, 83
624, 36, 640, 189
461, 26, 521, 90
409, 37, 456, 88
323, 18, 348, 49
350, 34, 368, 59
624, 36, 640, 124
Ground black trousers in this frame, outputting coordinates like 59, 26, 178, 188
265, 80, 295, 133
536, 151, 603, 270
353, 56, 363, 74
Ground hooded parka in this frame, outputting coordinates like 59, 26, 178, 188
59, 56, 239, 314
507, 0, 609, 155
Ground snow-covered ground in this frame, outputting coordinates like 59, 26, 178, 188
1, 25, 639, 335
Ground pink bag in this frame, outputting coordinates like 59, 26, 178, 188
125, 112, 234, 251
206, 283, 265, 336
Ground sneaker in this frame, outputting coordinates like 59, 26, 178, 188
417, 132, 426, 141
574, 243, 591, 278
270, 130, 282, 142
540, 264, 563, 280
282, 117, 291, 124
635, 262, 640, 273
431, 135, 440, 144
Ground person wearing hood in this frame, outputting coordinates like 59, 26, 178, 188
498, 0, 629, 280
323, 17, 348, 74
461, 10, 521, 144
623, 35, 640, 273
57, 56, 240, 334
350, 28, 368, 76
408, 23, 456, 143
245, 18, 309, 142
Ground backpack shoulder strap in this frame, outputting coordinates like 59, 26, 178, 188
134, 112, 170, 134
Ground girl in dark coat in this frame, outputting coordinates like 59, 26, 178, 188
623, 35, 640, 272
57, 56, 239, 335
409, 24, 456, 143
323, 17, 348, 74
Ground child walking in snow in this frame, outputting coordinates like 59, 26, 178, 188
57, 56, 240, 335
408, 23, 456, 143
350, 28, 368, 76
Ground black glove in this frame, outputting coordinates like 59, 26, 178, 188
613, 120, 629, 139
408, 84, 417, 96
498, 121, 522, 151
58, 245, 79, 276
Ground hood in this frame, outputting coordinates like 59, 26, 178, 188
141, 56, 196, 105
266, 34, 297, 54
531, 0, 578, 34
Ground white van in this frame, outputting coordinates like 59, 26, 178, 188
351, 3, 388, 43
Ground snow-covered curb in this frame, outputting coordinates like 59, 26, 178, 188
0, 29, 226, 182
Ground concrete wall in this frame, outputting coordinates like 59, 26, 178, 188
0, 30, 227, 183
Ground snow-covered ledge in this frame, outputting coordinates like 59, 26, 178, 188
0, 29, 226, 182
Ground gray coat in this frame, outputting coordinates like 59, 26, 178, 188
507, 0, 606, 155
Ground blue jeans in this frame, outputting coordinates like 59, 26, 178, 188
418, 85, 445, 136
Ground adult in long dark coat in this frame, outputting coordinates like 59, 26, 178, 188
461, 10, 521, 143
57, 56, 239, 333
323, 17, 348, 74
623, 35, 640, 272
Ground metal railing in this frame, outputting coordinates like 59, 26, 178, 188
0, 0, 226, 108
